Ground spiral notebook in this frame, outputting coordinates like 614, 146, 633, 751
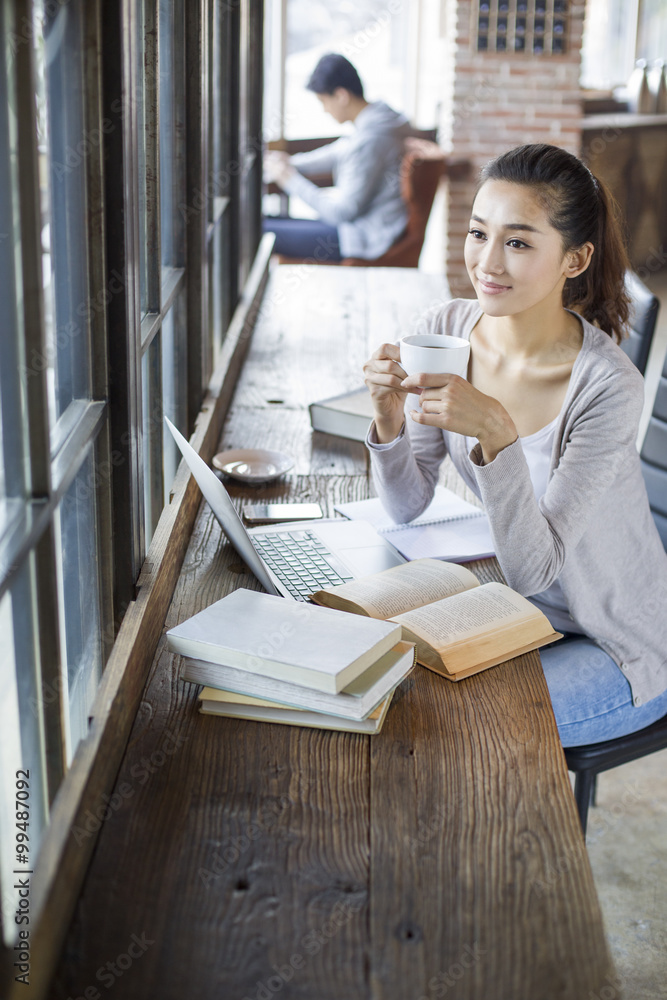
334, 486, 494, 563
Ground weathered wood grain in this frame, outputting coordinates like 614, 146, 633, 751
49, 478, 376, 1000
11, 239, 274, 1000
48, 266, 615, 1000
369, 651, 613, 1000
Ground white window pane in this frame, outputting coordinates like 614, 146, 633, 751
274, 0, 411, 139
637, 0, 667, 65
55, 449, 103, 760
159, 0, 185, 273
34, 0, 91, 430
0, 8, 29, 503
581, 0, 639, 90
137, 0, 149, 316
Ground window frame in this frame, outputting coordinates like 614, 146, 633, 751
0, 0, 268, 975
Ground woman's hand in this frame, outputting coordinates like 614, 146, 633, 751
401, 373, 518, 464
363, 343, 409, 443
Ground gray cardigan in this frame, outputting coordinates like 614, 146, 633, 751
285, 101, 410, 260
368, 298, 667, 706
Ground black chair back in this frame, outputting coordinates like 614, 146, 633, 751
640, 344, 667, 549
621, 270, 659, 375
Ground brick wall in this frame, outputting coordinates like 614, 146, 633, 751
440, 1, 586, 296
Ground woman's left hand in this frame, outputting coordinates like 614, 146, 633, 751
401, 372, 518, 464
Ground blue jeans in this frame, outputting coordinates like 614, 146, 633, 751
262, 217, 341, 261
540, 637, 667, 747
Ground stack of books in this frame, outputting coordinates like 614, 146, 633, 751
166, 589, 416, 734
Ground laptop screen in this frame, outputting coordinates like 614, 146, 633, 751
164, 417, 281, 597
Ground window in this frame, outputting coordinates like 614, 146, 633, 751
636, 0, 667, 66
0, 0, 264, 948
263, 0, 413, 141
137, 0, 188, 546
581, 0, 667, 91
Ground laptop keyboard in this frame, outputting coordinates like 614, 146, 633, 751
251, 529, 355, 601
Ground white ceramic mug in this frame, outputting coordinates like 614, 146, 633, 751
399, 334, 471, 378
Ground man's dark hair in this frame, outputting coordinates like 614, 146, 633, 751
306, 53, 364, 98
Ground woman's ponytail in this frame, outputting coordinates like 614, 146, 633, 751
561, 179, 630, 341
480, 144, 631, 342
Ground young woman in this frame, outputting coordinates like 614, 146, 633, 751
363, 143, 667, 747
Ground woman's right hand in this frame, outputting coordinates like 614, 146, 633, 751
363, 342, 409, 443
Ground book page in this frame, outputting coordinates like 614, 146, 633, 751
392, 582, 538, 649
312, 558, 479, 619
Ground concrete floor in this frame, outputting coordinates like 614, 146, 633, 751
585, 752, 667, 1000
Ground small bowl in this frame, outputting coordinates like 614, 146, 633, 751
211, 448, 294, 483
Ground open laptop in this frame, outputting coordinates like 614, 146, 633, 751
165, 418, 405, 601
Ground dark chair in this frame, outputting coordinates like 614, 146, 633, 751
620, 269, 660, 375
564, 715, 667, 836
564, 335, 667, 838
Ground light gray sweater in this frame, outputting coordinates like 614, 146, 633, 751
368, 298, 667, 706
285, 101, 410, 259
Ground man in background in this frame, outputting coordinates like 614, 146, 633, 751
263, 53, 410, 262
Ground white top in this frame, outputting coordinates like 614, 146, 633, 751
502, 419, 584, 635
367, 298, 667, 706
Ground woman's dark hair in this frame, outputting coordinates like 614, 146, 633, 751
479, 143, 630, 342
306, 53, 364, 99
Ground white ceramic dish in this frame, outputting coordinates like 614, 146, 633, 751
211, 448, 294, 483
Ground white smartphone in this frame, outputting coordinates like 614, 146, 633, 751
242, 502, 324, 525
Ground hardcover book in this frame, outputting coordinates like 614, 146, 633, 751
309, 387, 376, 442
166, 588, 402, 694
197, 686, 397, 734
181, 640, 416, 721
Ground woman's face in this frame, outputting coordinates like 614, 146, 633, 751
464, 180, 576, 318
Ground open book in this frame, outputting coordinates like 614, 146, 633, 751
334, 486, 494, 562
310, 558, 561, 681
